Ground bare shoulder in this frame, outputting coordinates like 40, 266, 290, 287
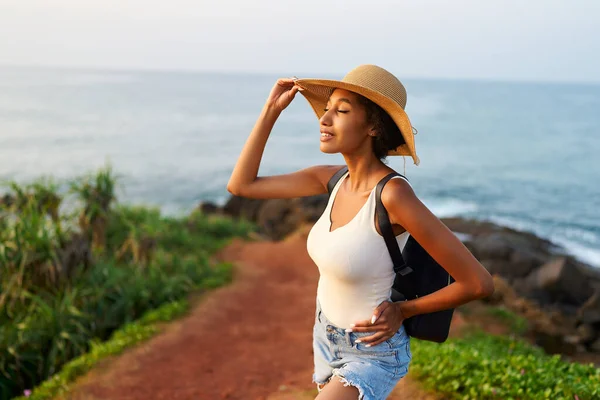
380, 175, 418, 205
379, 174, 424, 226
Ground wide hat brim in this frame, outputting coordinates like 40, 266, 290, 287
294, 77, 420, 165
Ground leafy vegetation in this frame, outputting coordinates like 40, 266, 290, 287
11, 300, 188, 400
411, 332, 600, 400
0, 165, 254, 400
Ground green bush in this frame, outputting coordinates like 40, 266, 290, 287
11, 300, 188, 400
1, 168, 254, 400
410, 332, 600, 400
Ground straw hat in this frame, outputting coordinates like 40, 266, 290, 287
294, 64, 419, 165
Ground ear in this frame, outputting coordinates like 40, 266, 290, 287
368, 127, 378, 137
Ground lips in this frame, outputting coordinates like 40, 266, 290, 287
320, 129, 334, 143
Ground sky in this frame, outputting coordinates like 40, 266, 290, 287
0, 0, 599, 83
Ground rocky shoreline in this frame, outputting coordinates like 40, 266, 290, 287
200, 194, 600, 358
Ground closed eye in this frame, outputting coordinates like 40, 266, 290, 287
323, 108, 349, 113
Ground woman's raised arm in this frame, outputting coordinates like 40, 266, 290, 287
227, 79, 342, 199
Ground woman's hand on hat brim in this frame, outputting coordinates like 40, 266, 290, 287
265, 78, 301, 113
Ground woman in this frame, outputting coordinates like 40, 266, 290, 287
227, 65, 494, 400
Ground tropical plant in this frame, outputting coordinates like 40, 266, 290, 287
69, 165, 119, 252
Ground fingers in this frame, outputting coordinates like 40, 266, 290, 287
277, 77, 305, 91
349, 319, 372, 328
348, 322, 388, 333
351, 304, 393, 329
370, 301, 391, 324
355, 331, 389, 347
351, 302, 392, 327
275, 79, 300, 96
277, 78, 296, 86
284, 86, 300, 104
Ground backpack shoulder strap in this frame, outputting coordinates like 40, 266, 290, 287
375, 173, 413, 276
327, 166, 349, 196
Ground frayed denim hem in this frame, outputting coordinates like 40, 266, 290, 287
331, 368, 365, 400
312, 374, 330, 393
313, 371, 365, 399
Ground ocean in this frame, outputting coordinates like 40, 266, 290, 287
0, 66, 598, 267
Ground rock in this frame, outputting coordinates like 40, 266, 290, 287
576, 323, 597, 345
512, 277, 554, 304
564, 334, 584, 346
219, 195, 329, 240
484, 275, 516, 304
522, 257, 594, 306
577, 289, 600, 324
509, 247, 547, 279
467, 233, 549, 279
486, 275, 586, 355
481, 259, 531, 281
256, 199, 303, 240
222, 196, 265, 221
469, 233, 513, 260
294, 194, 328, 222
197, 201, 221, 215
441, 218, 505, 236
442, 218, 556, 249
535, 331, 578, 355
443, 218, 558, 280
590, 337, 600, 353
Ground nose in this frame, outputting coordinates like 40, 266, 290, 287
319, 109, 332, 126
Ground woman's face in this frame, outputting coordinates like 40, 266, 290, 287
319, 89, 373, 155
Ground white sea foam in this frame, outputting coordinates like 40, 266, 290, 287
453, 232, 472, 242
550, 237, 600, 268
423, 197, 479, 218
488, 216, 600, 268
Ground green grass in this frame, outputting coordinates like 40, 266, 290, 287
1, 207, 252, 399
410, 332, 600, 400
11, 300, 189, 400
1, 167, 256, 400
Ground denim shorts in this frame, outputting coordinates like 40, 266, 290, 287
312, 301, 412, 400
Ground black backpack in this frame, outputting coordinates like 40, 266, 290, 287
327, 166, 455, 343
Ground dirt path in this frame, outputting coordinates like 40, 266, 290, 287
64, 226, 444, 400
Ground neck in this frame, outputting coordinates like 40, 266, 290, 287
342, 152, 386, 193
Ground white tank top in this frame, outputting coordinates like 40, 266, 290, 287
306, 171, 410, 329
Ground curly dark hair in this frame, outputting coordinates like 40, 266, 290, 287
356, 95, 406, 160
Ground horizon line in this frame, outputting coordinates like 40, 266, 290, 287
1, 62, 599, 87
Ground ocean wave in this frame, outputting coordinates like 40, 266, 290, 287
487, 215, 534, 233
423, 197, 479, 218
487, 216, 600, 268
550, 237, 600, 268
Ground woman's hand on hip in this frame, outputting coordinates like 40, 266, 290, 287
347, 301, 405, 347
